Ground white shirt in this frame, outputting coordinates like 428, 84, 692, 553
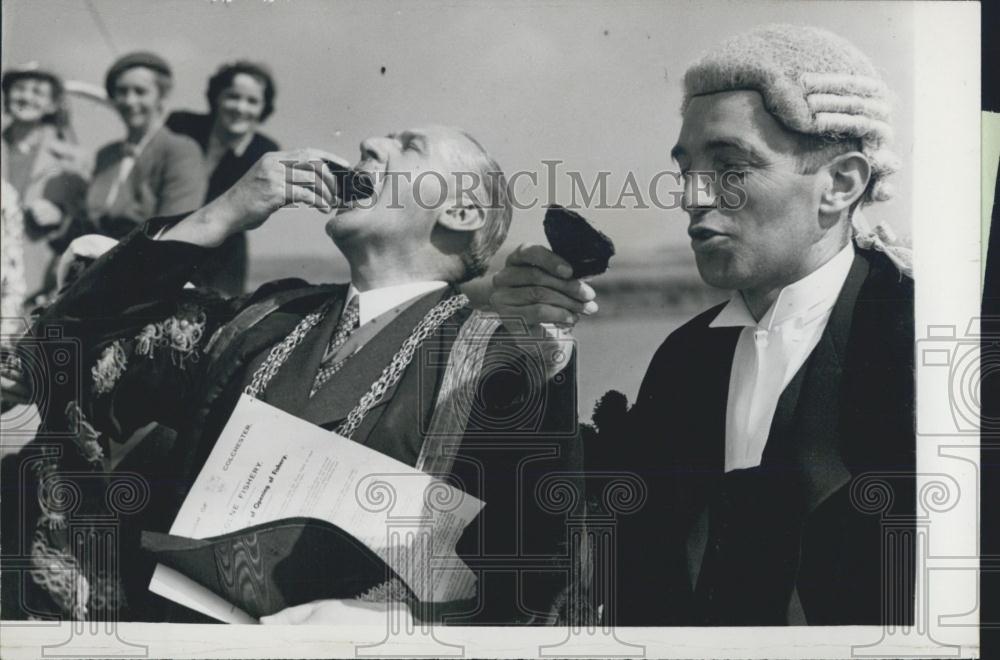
346, 280, 448, 327
710, 242, 855, 472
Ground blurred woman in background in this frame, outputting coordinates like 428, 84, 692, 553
1, 63, 88, 308
85, 52, 205, 240
168, 60, 280, 296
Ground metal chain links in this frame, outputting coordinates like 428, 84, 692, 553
243, 294, 469, 439
243, 307, 329, 399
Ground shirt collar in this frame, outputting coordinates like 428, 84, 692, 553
346, 280, 448, 326
231, 131, 254, 158
709, 290, 757, 328
123, 121, 164, 158
210, 129, 254, 158
709, 241, 855, 330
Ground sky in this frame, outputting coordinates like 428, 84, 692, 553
2, 0, 915, 277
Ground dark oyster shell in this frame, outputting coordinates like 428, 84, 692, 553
543, 204, 616, 277
323, 160, 376, 201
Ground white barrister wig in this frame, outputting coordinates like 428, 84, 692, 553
682, 24, 901, 204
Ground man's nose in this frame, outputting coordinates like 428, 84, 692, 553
359, 137, 389, 163
682, 171, 718, 213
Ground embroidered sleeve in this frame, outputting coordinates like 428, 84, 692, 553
78, 291, 234, 440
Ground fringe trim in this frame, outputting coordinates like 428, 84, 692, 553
163, 309, 206, 368
356, 577, 412, 603
133, 306, 207, 368
135, 322, 165, 358
91, 341, 127, 395
64, 400, 105, 463
30, 456, 128, 618
29, 530, 89, 620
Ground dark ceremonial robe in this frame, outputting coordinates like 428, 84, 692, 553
612, 245, 915, 626
1, 215, 583, 624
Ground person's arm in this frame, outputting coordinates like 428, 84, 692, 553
35, 167, 90, 253
18, 220, 233, 435
490, 244, 600, 378
157, 147, 343, 247
6, 148, 345, 434
40, 146, 91, 249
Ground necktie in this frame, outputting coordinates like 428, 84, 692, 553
310, 295, 360, 397
104, 134, 152, 214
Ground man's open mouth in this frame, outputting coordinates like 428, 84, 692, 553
324, 160, 380, 205
344, 169, 377, 203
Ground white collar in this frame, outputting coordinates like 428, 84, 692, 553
710, 241, 855, 330
346, 280, 448, 326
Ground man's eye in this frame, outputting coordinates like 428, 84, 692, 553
719, 162, 749, 173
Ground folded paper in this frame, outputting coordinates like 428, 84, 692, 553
148, 394, 483, 622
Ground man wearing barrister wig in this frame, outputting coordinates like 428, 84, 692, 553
1, 127, 583, 624
494, 25, 915, 625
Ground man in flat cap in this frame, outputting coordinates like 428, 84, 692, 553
493, 24, 915, 625
1, 127, 582, 624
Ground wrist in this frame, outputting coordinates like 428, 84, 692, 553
195, 200, 237, 245
157, 202, 232, 247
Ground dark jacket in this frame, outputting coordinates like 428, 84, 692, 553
611, 246, 915, 626
2, 217, 583, 624
166, 111, 281, 297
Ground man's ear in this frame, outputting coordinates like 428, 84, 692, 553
819, 151, 871, 216
436, 202, 486, 233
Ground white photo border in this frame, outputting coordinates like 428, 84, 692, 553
0, 1, 983, 658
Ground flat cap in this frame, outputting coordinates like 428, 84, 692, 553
105, 51, 172, 98
2, 61, 64, 96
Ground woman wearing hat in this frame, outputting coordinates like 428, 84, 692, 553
85, 51, 206, 240
166, 60, 281, 296
1, 63, 88, 307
